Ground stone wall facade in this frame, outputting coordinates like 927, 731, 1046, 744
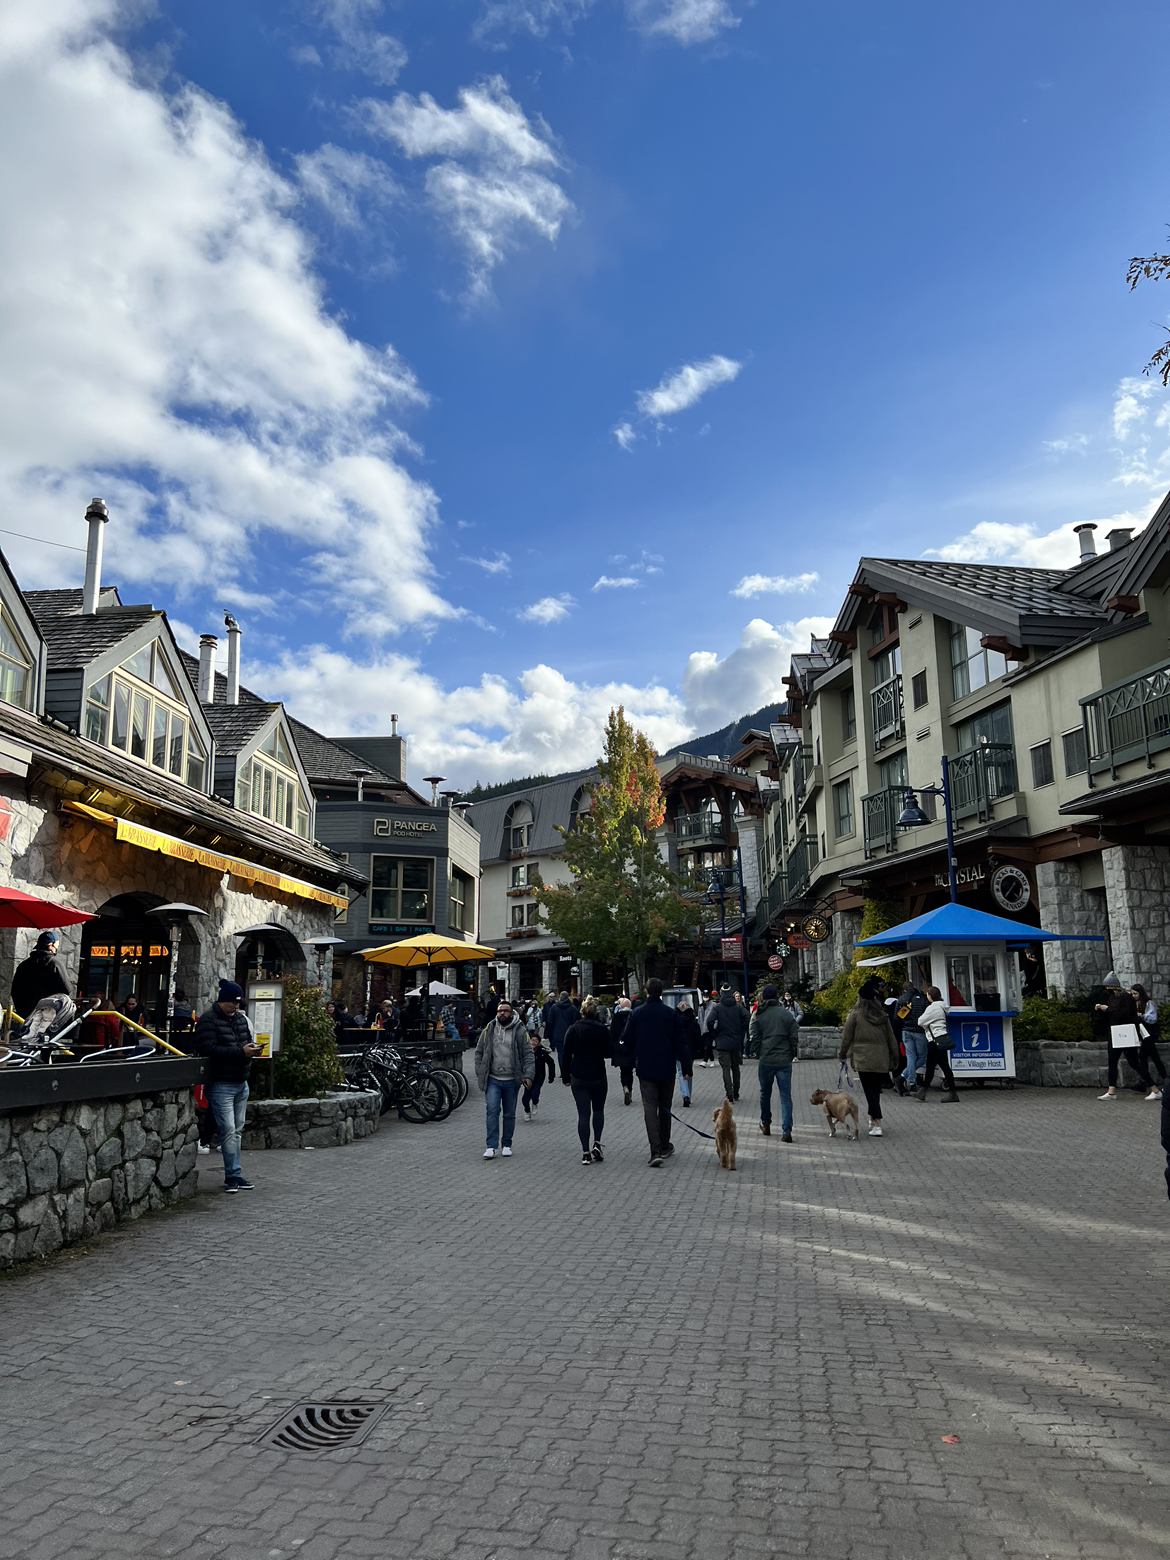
798, 1025, 842, 1060
1035, 859, 1109, 994
240, 1090, 382, 1150
0, 1086, 198, 1269
1015, 1041, 1110, 1089
1103, 842, 1170, 992
0, 773, 338, 1013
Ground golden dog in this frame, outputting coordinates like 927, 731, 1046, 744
713, 1098, 737, 1170
809, 1088, 859, 1141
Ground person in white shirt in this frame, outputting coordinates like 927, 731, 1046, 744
917, 986, 959, 1103
1129, 984, 1166, 1098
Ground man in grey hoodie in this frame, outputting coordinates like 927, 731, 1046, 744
474, 1001, 535, 1159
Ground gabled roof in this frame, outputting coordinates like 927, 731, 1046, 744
26, 588, 160, 671
872, 558, 1089, 618
465, 770, 594, 863
203, 702, 279, 756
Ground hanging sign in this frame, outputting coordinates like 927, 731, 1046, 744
721, 936, 743, 960
767, 953, 785, 971
991, 864, 1031, 912
788, 933, 810, 951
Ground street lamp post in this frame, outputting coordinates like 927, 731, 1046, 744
148, 903, 207, 1045
896, 753, 959, 903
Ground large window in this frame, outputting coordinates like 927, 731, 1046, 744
511, 863, 536, 887
878, 751, 909, 792
873, 644, 901, 686
83, 641, 206, 790
511, 902, 540, 928
370, 856, 433, 924
235, 724, 311, 838
955, 700, 1013, 753
842, 684, 856, 741
0, 607, 32, 710
950, 623, 1007, 702
450, 868, 474, 932
833, 779, 854, 839
334, 852, 350, 925
1030, 741, 1054, 788
1062, 727, 1087, 777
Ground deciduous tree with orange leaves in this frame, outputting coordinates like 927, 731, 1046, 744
536, 706, 688, 991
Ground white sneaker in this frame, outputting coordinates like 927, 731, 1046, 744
531, 1102, 538, 1117
1145, 1089, 1163, 1101
868, 1125, 883, 1137
196, 1144, 211, 1156
483, 1148, 495, 1158
1097, 1091, 1116, 1101
501, 1146, 513, 1157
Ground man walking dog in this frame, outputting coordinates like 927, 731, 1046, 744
626, 978, 689, 1167
749, 983, 799, 1141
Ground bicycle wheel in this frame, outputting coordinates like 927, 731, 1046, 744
432, 1067, 468, 1108
397, 1074, 447, 1122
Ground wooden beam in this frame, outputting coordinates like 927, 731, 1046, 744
828, 629, 857, 650
847, 582, 876, 601
980, 635, 1027, 661
875, 592, 908, 612
1107, 594, 1141, 615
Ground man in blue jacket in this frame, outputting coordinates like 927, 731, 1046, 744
627, 978, 689, 1167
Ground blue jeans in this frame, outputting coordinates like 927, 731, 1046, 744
209, 1080, 249, 1182
676, 1060, 691, 1100
485, 1077, 520, 1149
758, 1063, 792, 1133
902, 1030, 928, 1085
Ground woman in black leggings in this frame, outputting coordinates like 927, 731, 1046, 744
562, 997, 611, 1165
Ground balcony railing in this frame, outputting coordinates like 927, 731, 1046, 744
674, 810, 727, 847
951, 742, 1017, 821
792, 744, 814, 804
677, 863, 739, 895
753, 870, 788, 932
862, 788, 902, 856
870, 674, 905, 747
784, 836, 818, 901
1082, 661, 1170, 779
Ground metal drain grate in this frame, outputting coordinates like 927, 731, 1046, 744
258, 1401, 388, 1452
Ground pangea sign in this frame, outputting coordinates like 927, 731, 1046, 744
374, 818, 438, 836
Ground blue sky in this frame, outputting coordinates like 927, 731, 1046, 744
2, 1, 1170, 785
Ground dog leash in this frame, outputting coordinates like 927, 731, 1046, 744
670, 1109, 717, 1140
837, 1061, 854, 1090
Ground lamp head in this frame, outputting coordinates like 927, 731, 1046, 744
896, 789, 932, 829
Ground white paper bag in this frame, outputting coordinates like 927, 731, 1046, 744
1110, 1023, 1140, 1049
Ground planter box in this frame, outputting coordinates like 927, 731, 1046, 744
240, 1090, 381, 1150
1015, 1040, 1111, 1089
0, 1057, 205, 1113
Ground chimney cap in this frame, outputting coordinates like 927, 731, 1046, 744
350, 766, 373, 778
199, 633, 218, 646
1106, 527, 1135, 550
85, 497, 109, 522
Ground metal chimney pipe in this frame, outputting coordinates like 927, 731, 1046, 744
1073, 523, 1098, 562
224, 613, 241, 705
1106, 527, 1135, 552
198, 635, 217, 704
82, 498, 109, 615
390, 713, 398, 735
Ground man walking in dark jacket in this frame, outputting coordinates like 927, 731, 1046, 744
749, 984, 799, 1140
193, 979, 261, 1193
544, 991, 577, 1068
708, 986, 748, 1101
627, 978, 688, 1167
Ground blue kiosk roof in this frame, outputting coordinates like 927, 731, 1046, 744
855, 902, 1104, 948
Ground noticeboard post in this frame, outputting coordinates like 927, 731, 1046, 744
247, 979, 284, 1098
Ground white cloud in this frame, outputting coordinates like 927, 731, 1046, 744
473, 0, 594, 40
635, 353, 741, 421
593, 574, 640, 590
316, 0, 407, 85
681, 616, 833, 729
626, 0, 740, 45
0, 2, 452, 633
613, 421, 638, 451
731, 571, 819, 599
250, 644, 690, 787
362, 76, 571, 304
518, 593, 574, 623
463, 551, 512, 574
1043, 433, 1088, 455
296, 143, 399, 227
925, 512, 1150, 567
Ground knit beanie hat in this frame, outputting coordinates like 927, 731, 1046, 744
218, 979, 244, 1002
1102, 971, 1122, 989
762, 983, 778, 1000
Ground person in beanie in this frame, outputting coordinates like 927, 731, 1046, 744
193, 979, 261, 1192
676, 1001, 702, 1106
707, 984, 748, 1100
839, 978, 900, 1137
474, 999, 534, 1158
11, 931, 70, 1020
749, 983, 799, 1140
1094, 971, 1157, 1100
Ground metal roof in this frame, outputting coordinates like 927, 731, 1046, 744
465, 770, 594, 864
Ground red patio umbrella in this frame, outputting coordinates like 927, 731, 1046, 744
0, 886, 95, 929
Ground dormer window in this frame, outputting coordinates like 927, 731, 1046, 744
0, 607, 32, 710
83, 640, 207, 789
235, 724, 310, 838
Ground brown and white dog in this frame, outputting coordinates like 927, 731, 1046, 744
713, 1098, 737, 1170
809, 1088, 860, 1141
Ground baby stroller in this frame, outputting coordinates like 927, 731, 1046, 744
1, 994, 79, 1067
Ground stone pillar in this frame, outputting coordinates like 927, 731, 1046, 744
477, 964, 491, 1001
1035, 858, 1110, 994
1103, 843, 1170, 989
443, 964, 457, 989
823, 908, 860, 985
506, 961, 520, 1003
578, 959, 593, 996
541, 958, 558, 997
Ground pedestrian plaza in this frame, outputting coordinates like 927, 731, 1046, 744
2, 1059, 1168, 1560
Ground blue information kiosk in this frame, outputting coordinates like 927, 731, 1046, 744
855, 903, 1102, 1083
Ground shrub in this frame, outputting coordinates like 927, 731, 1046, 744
808, 893, 904, 1027
1012, 995, 1092, 1045
272, 977, 345, 1098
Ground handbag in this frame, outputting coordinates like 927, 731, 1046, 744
1110, 1023, 1140, 1049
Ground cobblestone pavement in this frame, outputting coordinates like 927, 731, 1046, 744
2, 1058, 1169, 1560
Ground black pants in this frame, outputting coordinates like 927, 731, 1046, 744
857, 1071, 887, 1121
923, 1042, 955, 1090
1108, 1043, 1153, 1089
1139, 1035, 1167, 1081
619, 1066, 634, 1092
639, 1076, 674, 1156
716, 1050, 741, 1099
571, 1077, 607, 1151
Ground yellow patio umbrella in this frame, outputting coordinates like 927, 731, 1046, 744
361, 933, 500, 1028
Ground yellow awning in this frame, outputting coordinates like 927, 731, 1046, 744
64, 802, 347, 911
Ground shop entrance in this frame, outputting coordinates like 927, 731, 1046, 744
80, 893, 172, 1025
